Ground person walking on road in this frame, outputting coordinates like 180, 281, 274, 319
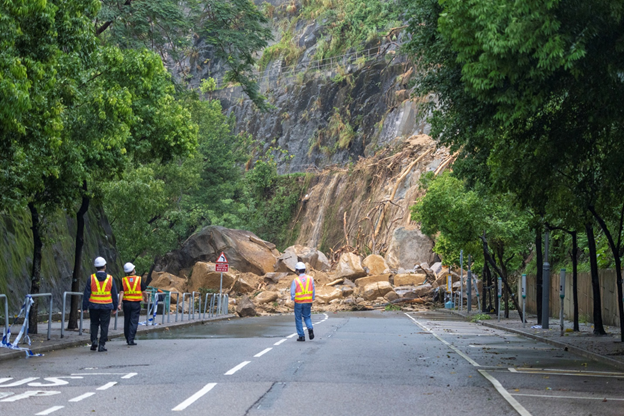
83, 257, 119, 352
119, 262, 146, 346
291, 262, 315, 342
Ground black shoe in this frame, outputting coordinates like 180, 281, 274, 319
128, 341, 137, 346
98, 345, 107, 352
296, 336, 305, 342
90, 343, 98, 351
308, 329, 314, 340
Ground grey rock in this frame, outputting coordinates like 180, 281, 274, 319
236, 296, 256, 317
385, 226, 435, 270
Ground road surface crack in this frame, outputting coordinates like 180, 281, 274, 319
244, 382, 278, 415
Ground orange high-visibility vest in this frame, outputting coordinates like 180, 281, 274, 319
89, 274, 113, 304
294, 275, 313, 303
122, 275, 142, 302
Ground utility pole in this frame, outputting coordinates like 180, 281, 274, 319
542, 231, 551, 329
467, 255, 472, 312
460, 250, 464, 311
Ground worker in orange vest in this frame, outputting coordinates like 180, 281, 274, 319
119, 262, 146, 346
290, 262, 315, 341
82, 257, 119, 352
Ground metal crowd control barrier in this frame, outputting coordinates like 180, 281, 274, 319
145, 292, 169, 326
168, 291, 179, 323
0, 294, 9, 336
190, 291, 202, 320
114, 294, 120, 330
26, 293, 53, 340
180, 293, 191, 321
61, 292, 83, 338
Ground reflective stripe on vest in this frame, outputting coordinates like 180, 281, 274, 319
122, 275, 142, 302
89, 274, 113, 304
294, 276, 313, 303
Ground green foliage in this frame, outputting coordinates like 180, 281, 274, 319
98, 0, 274, 110
411, 173, 532, 273
258, 29, 303, 70
384, 304, 401, 311
470, 313, 490, 322
301, 0, 399, 58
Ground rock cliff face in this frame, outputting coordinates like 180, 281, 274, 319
183, 0, 429, 174
0, 207, 122, 311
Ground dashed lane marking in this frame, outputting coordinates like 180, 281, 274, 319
286, 333, 298, 339
224, 361, 250, 375
68, 392, 95, 402
254, 348, 272, 357
96, 382, 117, 390
172, 383, 217, 411
0, 391, 60, 402
274, 339, 287, 346
36, 406, 64, 415
121, 373, 137, 379
509, 368, 624, 378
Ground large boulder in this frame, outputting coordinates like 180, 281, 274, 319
275, 245, 331, 272
384, 291, 399, 302
188, 262, 235, 292
334, 253, 366, 280
412, 283, 434, 298
354, 274, 391, 288
264, 272, 290, 284
316, 287, 342, 303
361, 281, 393, 301
236, 296, 256, 317
362, 255, 390, 275
394, 273, 427, 287
230, 273, 260, 294
150, 272, 187, 294
155, 226, 279, 276
255, 291, 279, 304
384, 226, 435, 270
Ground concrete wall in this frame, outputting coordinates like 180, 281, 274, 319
520, 270, 620, 327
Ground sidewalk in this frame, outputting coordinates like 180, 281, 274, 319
0, 312, 236, 362
448, 309, 624, 371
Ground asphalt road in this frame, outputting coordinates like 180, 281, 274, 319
1, 310, 623, 416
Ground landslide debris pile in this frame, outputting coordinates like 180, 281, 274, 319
150, 226, 477, 317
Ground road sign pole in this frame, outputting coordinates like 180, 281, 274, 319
497, 277, 502, 322
522, 274, 527, 328
560, 269, 566, 336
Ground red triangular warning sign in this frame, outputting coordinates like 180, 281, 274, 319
216, 252, 228, 263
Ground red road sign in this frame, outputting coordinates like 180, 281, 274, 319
216, 252, 228, 272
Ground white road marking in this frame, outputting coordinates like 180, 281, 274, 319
68, 392, 95, 402
0, 392, 14, 399
36, 406, 64, 415
511, 368, 624, 376
29, 377, 83, 387
287, 333, 298, 338
97, 382, 117, 390
121, 372, 137, 379
71, 373, 129, 376
511, 393, 624, 401
1, 391, 60, 402
172, 383, 217, 411
224, 361, 251, 375
274, 339, 287, 345
254, 348, 272, 357
405, 314, 480, 367
479, 370, 532, 416
0, 377, 39, 387
469, 344, 555, 350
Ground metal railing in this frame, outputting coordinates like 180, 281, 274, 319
26, 293, 53, 340
191, 291, 202, 320
0, 294, 8, 337
168, 291, 180, 323
145, 292, 170, 326
61, 292, 83, 338
180, 293, 191, 321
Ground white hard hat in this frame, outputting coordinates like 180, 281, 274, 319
123, 262, 135, 273
94, 257, 107, 267
295, 262, 306, 271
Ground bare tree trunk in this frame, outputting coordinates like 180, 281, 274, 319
482, 263, 488, 313
589, 206, 624, 341
571, 231, 579, 332
585, 222, 606, 335
69, 181, 90, 329
536, 229, 543, 325
28, 202, 43, 334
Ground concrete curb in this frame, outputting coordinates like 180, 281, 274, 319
0, 314, 237, 363
444, 310, 624, 372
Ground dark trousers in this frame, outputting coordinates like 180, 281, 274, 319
123, 301, 141, 343
89, 309, 111, 346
